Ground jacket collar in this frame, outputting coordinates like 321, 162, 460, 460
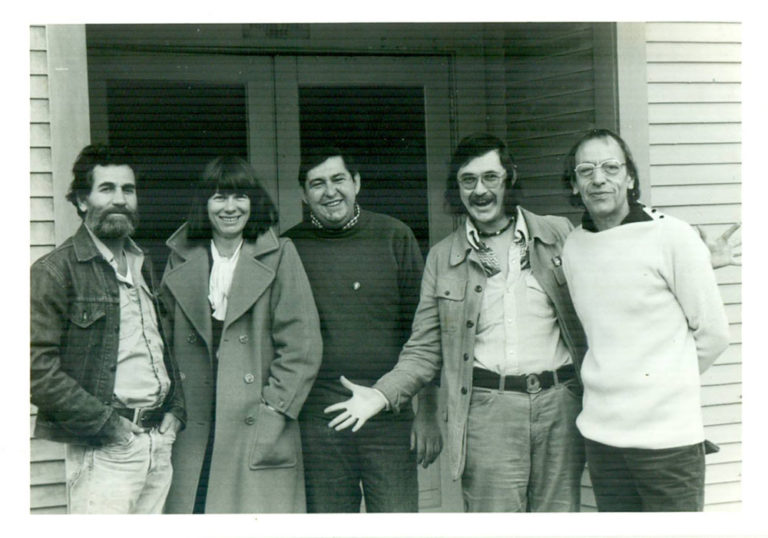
72, 223, 104, 262
162, 223, 281, 348
448, 206, 558, 267
519, 207, 560, 245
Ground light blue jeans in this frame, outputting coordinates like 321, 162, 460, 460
65, 427, 176, 514
462, 379, 585, 512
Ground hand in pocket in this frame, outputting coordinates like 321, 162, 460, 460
249, 402, 296, 469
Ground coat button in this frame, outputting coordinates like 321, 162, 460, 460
444, 290, 450, 296
239, 335, 249, 344
180, 372, 186, 381
463, 353, 469, 361
244, 416, 255, 425
461, 387, 468, 395
466, 320, 474, 328
244, 373, 255, 384
475, 285, 482, 293
186, 333, 196, 344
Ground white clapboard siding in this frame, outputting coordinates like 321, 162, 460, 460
30, 25, 66, 514
651, 163, 741, 186
646, 22, 742, 511
30, 25, 55, 264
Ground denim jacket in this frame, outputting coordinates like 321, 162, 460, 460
375, 208, 586, 480
30, 224, 185, 446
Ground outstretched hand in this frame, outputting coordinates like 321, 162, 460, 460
697, 222, 741, 268
324, 376, 388, 432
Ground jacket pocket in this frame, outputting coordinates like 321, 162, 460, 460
69, 302, 107, 328
436, 277, 466, 333
249, 402, 297, 470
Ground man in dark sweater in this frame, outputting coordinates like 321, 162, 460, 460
284, 147, 441, 512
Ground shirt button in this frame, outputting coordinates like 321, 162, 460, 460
180, 372, 186, 381
461, 387, 468, 395
239, 335, 249, 344
244, 373, 255, 384
466, 320, 474, 328
244, 416, 255, 425
475, 285, 482, 293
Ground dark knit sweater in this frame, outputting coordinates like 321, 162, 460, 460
284, 209, 424, 420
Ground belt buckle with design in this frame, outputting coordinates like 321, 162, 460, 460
525, 373, 542, 394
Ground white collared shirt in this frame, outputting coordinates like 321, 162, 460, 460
86, 227, 171, 408
468, 208, 572, 375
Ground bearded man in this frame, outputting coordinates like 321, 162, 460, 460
30, 144, 185, 514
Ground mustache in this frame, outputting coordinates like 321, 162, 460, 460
469, 193, 496, 205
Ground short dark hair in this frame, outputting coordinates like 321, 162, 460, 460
444, 133, 520, 216
186, 156, 278, 240
297, 146, 359, 187
562, 128, 641, 207
66, 144, 136, 218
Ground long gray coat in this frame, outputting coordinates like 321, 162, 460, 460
159, 224, 322, 513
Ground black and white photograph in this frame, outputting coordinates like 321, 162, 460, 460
17, 3, 761, 537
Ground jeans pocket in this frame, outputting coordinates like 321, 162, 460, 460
469, 388, 496, 409
99, 432, 139, 459
561, 378, 583, 400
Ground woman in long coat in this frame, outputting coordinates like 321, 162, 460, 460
159, 156, 322, 513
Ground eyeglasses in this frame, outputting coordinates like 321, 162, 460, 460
457, 172, 507, 190
574, 159, 626, 179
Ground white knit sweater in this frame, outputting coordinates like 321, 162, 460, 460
562, 209, 730, 449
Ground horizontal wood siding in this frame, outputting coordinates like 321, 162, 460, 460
30, 25, 54, 264
30, 25, 67, 514
504, 23, 611, 220
646, 22, 742, 511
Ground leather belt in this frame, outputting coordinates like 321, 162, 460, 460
114, 407, 164, 429
472, 364, 576, 394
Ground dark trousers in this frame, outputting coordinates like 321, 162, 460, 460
585, 437, 705, 512
301, 416, 418, 513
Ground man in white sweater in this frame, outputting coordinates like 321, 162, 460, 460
561, 128, 731, 511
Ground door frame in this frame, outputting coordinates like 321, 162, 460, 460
87, 51, 457, 244
87, 51, 281, 204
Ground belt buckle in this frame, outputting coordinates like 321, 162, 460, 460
525, 374, 542, 394
134, 408, 158, 429
133, 408, 148, 427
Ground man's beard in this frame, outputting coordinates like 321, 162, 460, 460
91, 209, 138, 239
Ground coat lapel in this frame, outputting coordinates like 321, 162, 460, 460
222, 229, 280, 330
519, 207, 562, 298
163, 226, 213, 353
